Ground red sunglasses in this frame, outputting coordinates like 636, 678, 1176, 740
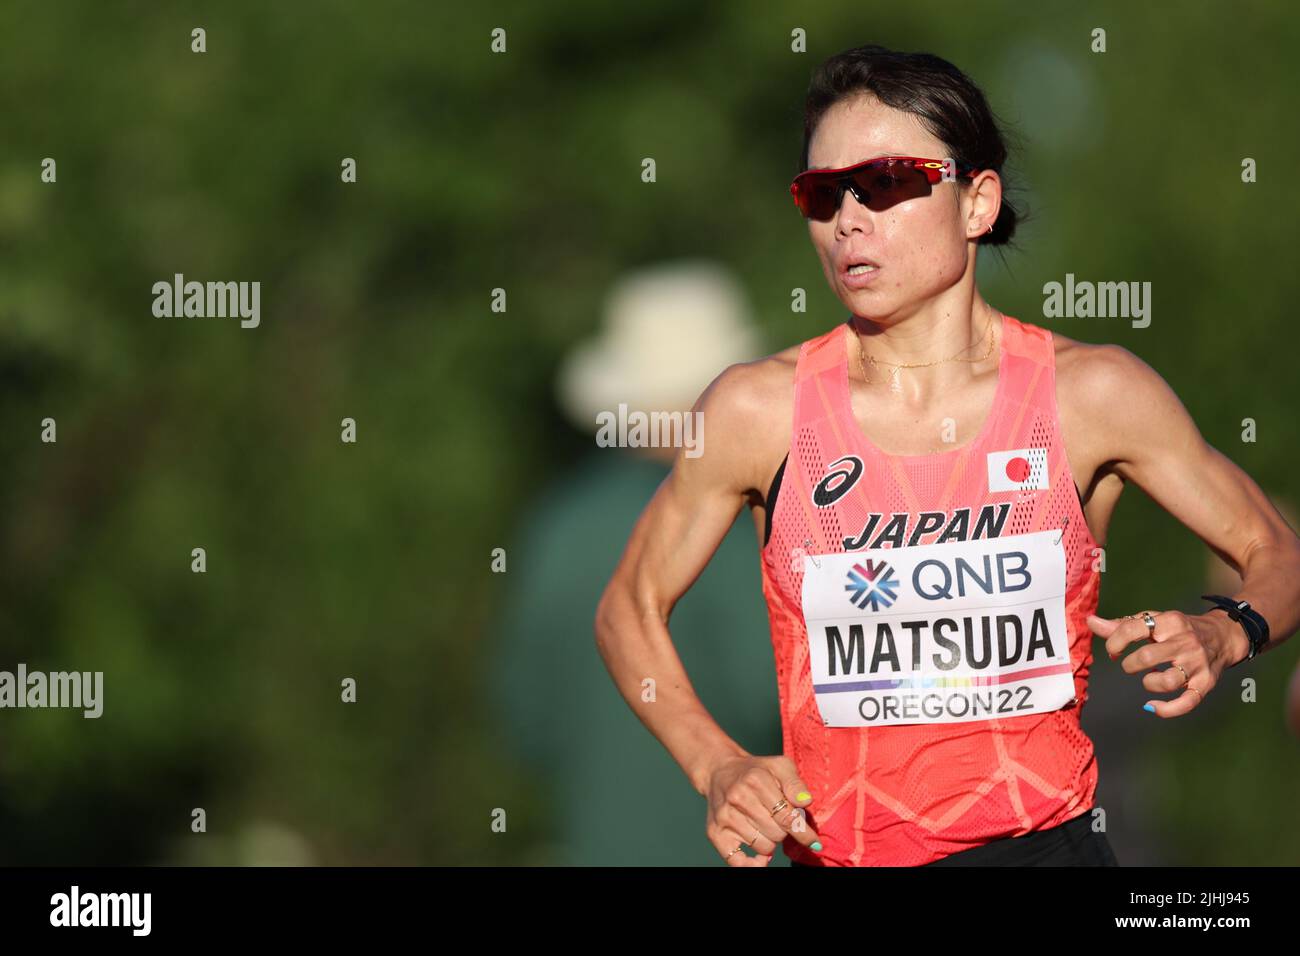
790, 156, 979, 221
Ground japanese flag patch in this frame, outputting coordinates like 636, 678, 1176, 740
987, 447, 1049, 492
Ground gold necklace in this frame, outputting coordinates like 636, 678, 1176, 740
855, 310, 997, 393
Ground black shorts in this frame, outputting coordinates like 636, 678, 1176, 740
790, 810, 1119, 867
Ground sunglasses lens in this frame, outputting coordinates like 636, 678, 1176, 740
794, 160, 942, 220
852, 163, 931, 211
799, 180, 842, 221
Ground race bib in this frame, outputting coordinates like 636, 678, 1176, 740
800, 530, 1075, 727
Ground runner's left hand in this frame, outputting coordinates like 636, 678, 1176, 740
1087, 610, 1247, 717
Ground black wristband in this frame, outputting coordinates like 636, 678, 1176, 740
1201, 594, 1270, 665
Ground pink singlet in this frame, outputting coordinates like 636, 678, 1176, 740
759, 312, 1103, 867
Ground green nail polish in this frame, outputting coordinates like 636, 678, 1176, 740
811, 841, 823, 852
797, 791, 811, 802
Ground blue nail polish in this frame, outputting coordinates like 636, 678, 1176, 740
1143, 703, 1155, 714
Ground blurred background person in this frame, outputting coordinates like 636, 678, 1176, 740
490, 260, 783, 865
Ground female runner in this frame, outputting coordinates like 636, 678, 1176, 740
594, 45, 1300, 866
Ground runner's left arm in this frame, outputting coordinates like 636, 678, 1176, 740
1085, 343, 1300, 664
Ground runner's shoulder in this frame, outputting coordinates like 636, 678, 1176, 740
1050, 332, 1162, 408
691, 343, 800, 492
700, 343, 799, 412
1050, 332, 1184, 463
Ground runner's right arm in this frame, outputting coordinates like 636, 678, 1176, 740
595, 363, 761, 791
593, 361, 819, 862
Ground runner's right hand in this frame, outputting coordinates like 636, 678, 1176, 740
704, 754, 821, 866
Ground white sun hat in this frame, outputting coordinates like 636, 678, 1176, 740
556, 259, 765, 433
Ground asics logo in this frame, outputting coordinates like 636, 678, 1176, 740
813, 455, 864, 507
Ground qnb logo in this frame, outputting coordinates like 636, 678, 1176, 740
813, 455, 864, 507
845, 559, 899, 611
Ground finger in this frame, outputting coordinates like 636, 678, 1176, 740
1089, 612, 1159, 661
1141, 661, 1198, 695
780, 805, 818, 847
711, 826, 769, 867
1120, 613, 1203, 676
1086, 613, 1135, 659
1144, 681, 1207, 718
771, 759, 815, 811
717, 803, 782, 856
724, 771, 793, 849
1101, 613, 1156, 660
1119, 634, 1188, 676
765, 757, 821, 849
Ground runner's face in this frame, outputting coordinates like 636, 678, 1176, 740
804, 95, 973, 318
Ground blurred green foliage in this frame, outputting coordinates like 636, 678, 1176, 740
0, 0, 1296, 864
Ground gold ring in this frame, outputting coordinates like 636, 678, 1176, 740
770, 799, 790, 816
726, 842, 743, 860
1172, 662, 1189, 686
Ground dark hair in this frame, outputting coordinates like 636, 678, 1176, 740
798, 45, 1024, 248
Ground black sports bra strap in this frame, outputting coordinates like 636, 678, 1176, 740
762, 453, 789, 548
